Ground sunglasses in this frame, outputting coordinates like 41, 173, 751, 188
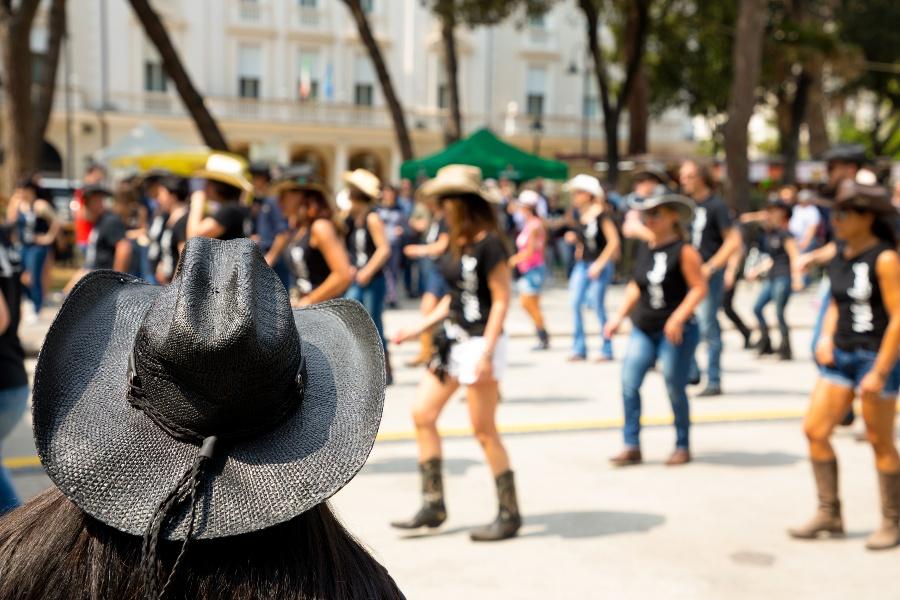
643, 208, 664, 218
832, 207, 869, 221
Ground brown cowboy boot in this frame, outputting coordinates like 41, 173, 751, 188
788, 459, 844, 539
866, 470, 900, 551
390, 458, 447, 529
470, 470, 522, 542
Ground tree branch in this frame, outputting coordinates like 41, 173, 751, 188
15, 0, 42, 30
614, 0, 650, 115
579, 0, 613, 122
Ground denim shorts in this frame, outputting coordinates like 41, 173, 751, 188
517, 265, 547, 296
422, 259, 448, 298
819, 347, 900, 399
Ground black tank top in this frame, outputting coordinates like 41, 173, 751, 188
345, 212, 378, 270
288, 222, 331, 295
829, 242, 892, 352
16, 207, 51, 246
579, 212, 608, 263
764, 228, 791, 279
631, 239, 688, 333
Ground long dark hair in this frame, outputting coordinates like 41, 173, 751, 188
0, 487, 403, 600
442, 193, 500, 257
871, 213, 898, 247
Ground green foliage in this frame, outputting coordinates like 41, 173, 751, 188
422, 0, 556, 27
837, 0, 900, 103
836, 115, 900, 158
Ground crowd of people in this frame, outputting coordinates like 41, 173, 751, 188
0, 140, 899, 596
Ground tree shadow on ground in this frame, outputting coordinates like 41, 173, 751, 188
692, 451, 803, 468
500, 396, 589, 405
359, 456, 481, 477
714, 388, 808, 398
397, 510, 665, 541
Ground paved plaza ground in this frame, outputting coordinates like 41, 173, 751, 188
6, 280, 898, 599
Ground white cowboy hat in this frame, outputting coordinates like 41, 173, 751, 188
517, 189, 541, 208
565, 174, 604, 199
342, 169, 382, 200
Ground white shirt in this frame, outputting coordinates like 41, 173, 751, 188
789, 204, 821, 246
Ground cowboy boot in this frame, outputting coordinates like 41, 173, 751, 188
756, 328, 774, 357
470, 470, 522, 542
778, 335, 793, 361
384, 347, 394, 386
788, 459, 844, 539
390, 458, 447, 529
866, 471, 900, 551
405, 332, 433, 367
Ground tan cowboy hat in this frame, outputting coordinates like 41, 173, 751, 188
342, 169, 382, 200
628, 193, 696, 225
418, 164, 501, 204
194, 153, 253, 194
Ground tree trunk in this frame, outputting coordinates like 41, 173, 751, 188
440, 9, 462, 145
128, 0, 228, 151
805, 54, 829, 157
625, 1, 648, 155
723, 0, 767, 214
0, 1, 43, 193
342, 0, 414, 161
782, 71, 811, 184
32, 0, 66, 162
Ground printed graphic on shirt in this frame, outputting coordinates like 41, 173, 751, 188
848, 261, 874, 333
584, 219, 599, 255
353, 228, 368, 268
691, 206, 707, 248
460, 255, 481, 323
290, 245, 313, 294
647, 251, 669, 309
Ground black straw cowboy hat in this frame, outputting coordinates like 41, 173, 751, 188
628, 193, 696, 224
33, 238, 385, 552
834, 180, 894, 215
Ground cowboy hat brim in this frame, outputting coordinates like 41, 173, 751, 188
270, 179, 333, 201
342, 172, 380, 200
628, 194, 696, 224
32, 274, 385, 541
195, 170, 254, 194
417, 178, 501, 204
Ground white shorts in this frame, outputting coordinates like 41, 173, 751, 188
447, 334, 508, 385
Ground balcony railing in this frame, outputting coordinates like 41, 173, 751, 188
230, 0, 272, 27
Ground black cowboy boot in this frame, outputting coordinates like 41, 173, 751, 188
470, 470, 522, 542
390, 458, 447, 529
756, 328, 774, 357
778, 335, 793, 361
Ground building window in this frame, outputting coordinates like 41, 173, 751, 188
528, 14, 546, 28
144, 61, 167, 92
355, 84, 374, 106
354, 55, 375, 106
30, 28, 47, 86
298, 0, 317, 6
237, 44, 262, 99
297, 50, 320, 101
438, 84, 449, 109
526, 66, 546, 117
361, 0, 374, 13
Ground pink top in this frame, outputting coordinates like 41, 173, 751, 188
516, 216, 546, 273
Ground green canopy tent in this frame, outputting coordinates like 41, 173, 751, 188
400, 128, 569, 182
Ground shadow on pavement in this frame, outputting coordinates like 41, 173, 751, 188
719, 388, 808, 398
693, 451, 803, 468
500, 396, 589, 405
360, 456, 481, 476
518, 510, 665, 539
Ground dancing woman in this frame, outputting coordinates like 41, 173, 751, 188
274, 168, 352, 306
789, 184, 900, 550
391, 165, 521, 542
6, 179, 59, 320
746, 200, 803, 360
565, 174, 621, 362
404, 198, 450, 367
508, 190, 550, 350
605, 194, 707, 467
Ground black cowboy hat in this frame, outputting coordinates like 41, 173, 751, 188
632, 164, 672, 186
821, 143, 868, 165
32, 237, 385, 545
270, 164, 333, 200
81, 183, 113, 198
628, 192, 696, 225
834, 181, 894, 215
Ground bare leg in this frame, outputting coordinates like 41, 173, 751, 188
803, 379, 855, 461
467, 380, 510, 476
519, 294, 545, 331
412, 370, 459, 464
862, 396, 900, 473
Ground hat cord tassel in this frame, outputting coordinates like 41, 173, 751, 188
140, 435, 218, 600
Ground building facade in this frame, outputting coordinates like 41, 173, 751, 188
35, 0, 695, 190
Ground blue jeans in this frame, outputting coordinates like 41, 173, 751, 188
569, 260, 614, 358
689, 269, 724, 387
622, 321, 700, 450
753, 275, 792, 341
346, 272, 387, 349
20, 244, 48, 312
0, 385, 28, 513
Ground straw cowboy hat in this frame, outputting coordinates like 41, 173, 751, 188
271, 164, 334, 203
628, 192, 696, 224
33, 238, 385, 551
194, 153, 253, 194
417, 164, 501, 204
342, 168, 382, 200
564, 174, 604, 199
